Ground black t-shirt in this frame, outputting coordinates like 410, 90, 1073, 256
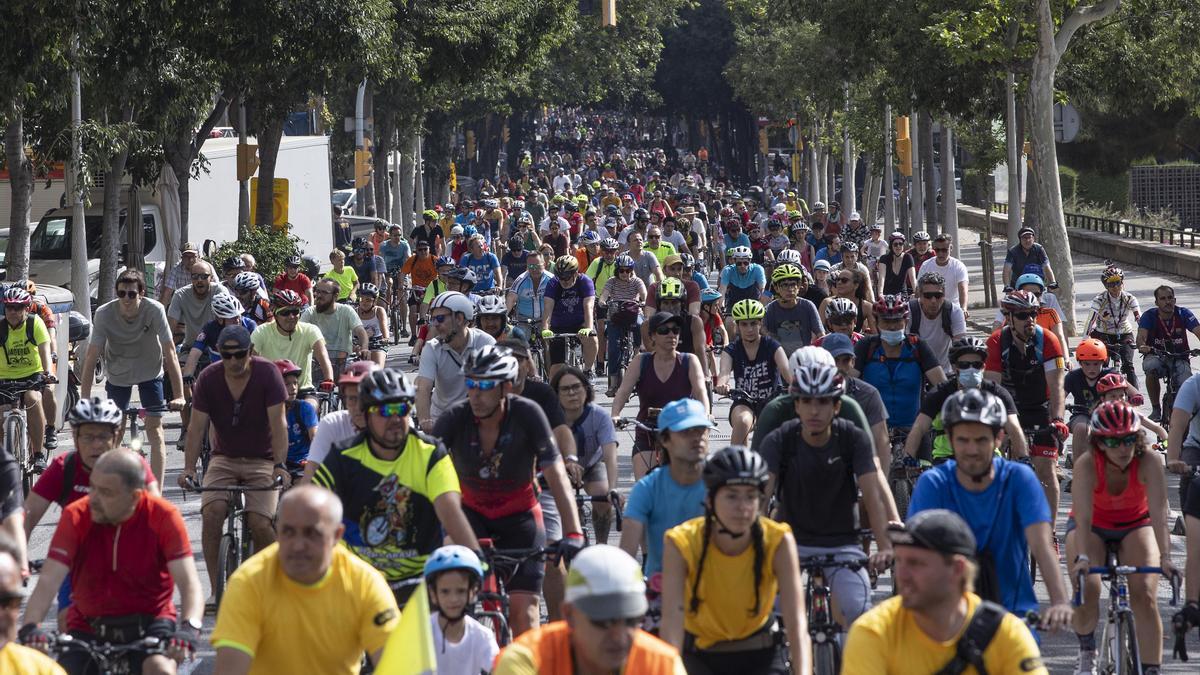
845, 376, 888, 427
518, 379, 566, 429
758, 418, 876, 547
920, 380, 1017, 420
803, 286, 829, 308
411, 224, 444, 252
1064, 367, 1116, 416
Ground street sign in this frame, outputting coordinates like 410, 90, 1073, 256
1054, 103, 1081, 143
788, 125, 799, 146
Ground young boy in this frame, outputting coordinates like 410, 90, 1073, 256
1065, 338, 1120, 462
424, 546, 499, 675
275, 359, 318, 480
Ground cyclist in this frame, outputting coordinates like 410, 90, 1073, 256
20, 450, 203, 674
416, 291, 495, 432
413, 210, 445, 255
506, 251, 550, 342
211, 486, 400, 674
908, 389, 1073, 626
992, 274, 1068, 366
908, 272, 966, 372
1136, 284, 1200, 422
349, 238, 383, 291
874, 232, 916, 298
715, 299, 790, 447
303, 278, 369, 378
819, 268, 874, 334
1084, 265, 1140, 388
611, 312, 710, 479
354, 283, 389, 366
273, 255, 314, 307
539, 256, 598, 379
423, 546, 499, 675
1003, 226, 1056, 290
813, 297, 864, 345
841, 509, 1047, 674
831, 242, 876, 302
232, 272, 272, 325
432, 346, 583, 636
475, 294, 513, 342
1067, 401, 1177, 675
553, 366, 619, 544
758, 363, 895, 629
640, 278, 705, 370
717, 246, 765, 337
460, 233, 504, 292
984, 290, 1069, 527
598, 254, 647, 395
904, 337, 1027, 466
763, 263, 824, 354
645, 253, 700, 319
699, 288, 727, 374
300, 360, 378, 482
249, 290, 336, 407
0, 536, 60, 673
1066, 338, 1123, 461
493, 545, 685, 675
907, 229, 934, 267
273, 359, 318, 481
660, 446, 810, 674
401, 241, 438, 344
13, 280, 60, 453
181, 293, 254, 382
313, 369, 479, 605
325, 249, 359, 302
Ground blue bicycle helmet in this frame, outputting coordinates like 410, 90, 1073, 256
424, 545, 484, 585
700, 288, 722, 304
1015, 273, 1046, 291
435, 255, 456, 268
463, 225, 478, 238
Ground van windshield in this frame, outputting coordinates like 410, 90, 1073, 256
29, 213, 157, 260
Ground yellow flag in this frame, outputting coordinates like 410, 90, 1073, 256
375, 580, 437, 674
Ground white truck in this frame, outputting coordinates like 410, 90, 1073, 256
8, 135, 335, 295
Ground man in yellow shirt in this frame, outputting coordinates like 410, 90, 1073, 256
842, 509, 1047, 674
211, 485, 399, 674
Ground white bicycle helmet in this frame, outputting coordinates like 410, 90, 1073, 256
775, 249, 802, 265
825, 297, 858, 320
462, 345, 519, 382
430, 291, 476, 321
211, 294, 244, 320
787, 345, 835, 371
69, 396, 123, 428
475, 295, 507, 317
232, 272, 260, 293
729, 246, 752, 261
789, 364, 845, 399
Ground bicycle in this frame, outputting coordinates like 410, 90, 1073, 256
315, 389, 341, 418
183, 475, 284, 605
616, 414, 661, 474
1073, 540, 1180, 675
574, 488, 623, 546
1146, 348, 1200, 431
474, 538, 553, 648
542, 331, 584, 373
123, 407, 149, 457
511, 318, 550, 380
0, 374, 48, 497
801, 554, 869, 675
46, 632, 167, 675
887, 426, 923, 520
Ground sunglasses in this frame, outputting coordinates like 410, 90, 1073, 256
190, 273, 210, 280
430, 313, 453, 324
465, 378, 502, 391
834, 277, 852, 284
1098, 433, 1139, 449
795, 396, 837, 405
933, 247, 950, 253
735, 261, 750, 266
654, 325, 682, 335
1104, 280, 1123, 287
370, 402, 412, 418
276, 308, 300, 318
922, 292, 944, 299
3, 304, 25, 311
954, 360, 983, 371
1009, 311, 1037, 321
116, 289, 140, 299
220, 349, 249, 360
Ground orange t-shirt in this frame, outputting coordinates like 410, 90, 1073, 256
402, 255, 438, 288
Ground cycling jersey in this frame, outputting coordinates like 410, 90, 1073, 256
509, 272, 550, 321
494, 621, 685, 675
1138, 306, 1199, 352
984, 326, 1064, 408
724, 336, 783, 401
49, 492, 191, 633
421, 279, 451, 307
722, 233, 751, 252
432, 395, 559, 519
855, 336, 940, 428
719, 263, 765, 290
0, 314, 48, 379
502, 250, 529, 281
312, 431, 460, 582
1079, 451, 1151, 530
402, 255, 439, 289
759, 418, 875, 547
920, 381, 1016, 460
1088, 290, 1140, 335
545, 274, 595, 332
665, 516, 790, 649
242, 296, 272, 325
585, 257, 618, 296
32, 452, 156, 506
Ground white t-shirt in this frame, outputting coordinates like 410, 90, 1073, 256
430, 613, 499, 675
912, 302, 968, 372
662, 229, 688, 251
917, 256, 970, 306
552, 175, 570, 193
306, 410, 357, 465
418, 329, 496, 417
538, 216, 571, 235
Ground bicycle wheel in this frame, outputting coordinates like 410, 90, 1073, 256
215, 533, 239, 605
240, 512, 255, 561
890, 476, 911, 522
813, 639, 840, 675
5, 414, 30, 496
475, 610, 512, 647
1115, 613, 1140, 675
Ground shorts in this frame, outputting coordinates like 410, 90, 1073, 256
580, 460, 606, 484
538, 488, 562, 543
729, 396, 770, 420
1143, 354, 1192, 389
200, 455, 280, 518
546, 330, 582, 366
1017, 407, 1058, 459
407, 288, 425, 307
465, 505, 546, 593
105, 377, 166, 416
58, 617, 174, 674
1064, 515, 1151, 543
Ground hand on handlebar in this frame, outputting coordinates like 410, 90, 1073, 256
868, 547, 894, 574
168, 626, 199, 661
177, 471, 197, 491
1040, 602, 1074, 632
1168, 459, 1190, 475
318, 380, 336, 393
18, 624, 51, 653
273, 465, 293, 489
1051, 420, 1070, 442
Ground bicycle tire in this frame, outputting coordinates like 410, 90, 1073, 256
813, 640, 840, 675
890, 477, 911, 523
1115, 612, 1140, 675
240, 512, 255, 562
215, 533, 238, 606
5, 414, 29, 497
475, 610, 512, 648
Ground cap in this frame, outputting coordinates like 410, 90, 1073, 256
648, 311, 685, 333
889, 509, 977, 558
814, 259, 832, 272
497, 338, 529, 360
180, 242, 199, 253
821, 333, 855, 359
662, 253, 684, 268
657, 398, 716, 432
216, 325, 253, 350
849, 211, 862, 221
564, 545, 648, 621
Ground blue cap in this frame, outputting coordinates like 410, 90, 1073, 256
821, 333, 855, 359
657, 398, 715, 432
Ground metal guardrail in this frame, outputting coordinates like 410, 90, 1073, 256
987, 202, 1198, 248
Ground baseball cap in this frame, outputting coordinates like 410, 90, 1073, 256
813, 259, 832, 272
564, 545, 648, 621
821, 333, 855, 359
217, 325, 253, 350
889, 509, 977, 558
662, 253, 684, 268
647, 311, 684, 333
180, 242, 199, 254
849, 211, 862, 221
657, 398, 716, 432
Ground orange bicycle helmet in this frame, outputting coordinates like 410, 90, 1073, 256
1075, 338, 1109, 363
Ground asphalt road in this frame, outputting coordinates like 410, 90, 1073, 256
20, 227, 1200, 673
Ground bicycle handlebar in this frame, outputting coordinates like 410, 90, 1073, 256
183, 475, 286, 492
575, 490, 624, 532
799, 555, 867, 573
615, 417, 657, 432
1073, 566, 1179, 607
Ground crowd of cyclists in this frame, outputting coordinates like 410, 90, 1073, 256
3, 111, 1200, 674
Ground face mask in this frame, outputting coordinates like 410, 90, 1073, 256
880, 329, 905, 346
958, 368, 984, 389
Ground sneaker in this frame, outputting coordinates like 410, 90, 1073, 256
1075, 649, 1096, 675
408, 334, 417, 347
595, 362, 606, 377
43, 425, 57, 450
32, 452, 47, 473
1149, 408, 1162, 423
400, 328, 410, 339
605, 385, 617, 398
205, 594, 218, 613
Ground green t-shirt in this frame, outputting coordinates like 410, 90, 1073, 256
751, 392, 872, 454
301, 304, 363, 356
586, 258, 617, 297
250, 322, 324, 389
0, 315, 49, 379
324, 267, 359, 300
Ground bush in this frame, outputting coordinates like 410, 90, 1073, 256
209, 225, 305, 288
1059, 165, 1078, 202
1076, 171, 1129, 211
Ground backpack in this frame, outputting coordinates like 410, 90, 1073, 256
0, 317, 36, 365
909, 298, 953, 337
932, 600, 1008, 675
59, 451, 80, 505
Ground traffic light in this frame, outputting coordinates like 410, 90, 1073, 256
895, 116, 912, 177
236, 143, 259, 181
354, 149, 372, 187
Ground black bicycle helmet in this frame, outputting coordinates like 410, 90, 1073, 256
222, 256, 245, 272
703, 445, 769, 493
359, 369, 417, 408
940, 388, 1006, 431
949, 337, 988, 362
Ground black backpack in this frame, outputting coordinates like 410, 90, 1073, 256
0, 316, 37, 365
932, 600, 1009, 675
908, 298, 953, 337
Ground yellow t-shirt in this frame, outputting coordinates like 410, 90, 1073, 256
324, 267, 359, 300
0, 315, 49, 379
644, 242, 677, 266
841, 594, 1047, 675
211, 543, 400, 675
665, 516, 790, 649
0, 642, 66, 674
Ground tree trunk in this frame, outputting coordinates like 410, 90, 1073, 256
399, 130, 415, 233
861, 155, 877, 226
254, 116, 284, 230
126, 183, 145, 279
414, 133, 426, 215
1005, 71, 1023, 240
920, 112, 937, 231
942, 124, 959, 244
390, 139, 402, 225
5, 107, 34, 282
163, 95, 228, 242
910, 109, 924, 231
808, 123, 820, 206
373, 116, 393, 221
99, 118, 133, 305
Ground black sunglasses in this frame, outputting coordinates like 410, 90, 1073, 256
954, 360, 983, 371
922, 292, 944, 299
220, 349, 249, 360
1008, 311, 1037, 321
654, 325, 681, 335
276, 309, 300, 318
116, 289, 140, 299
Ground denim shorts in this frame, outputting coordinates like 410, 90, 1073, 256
105, 377, 166, 417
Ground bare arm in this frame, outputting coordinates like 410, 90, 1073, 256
924, 366, 947, 386
417, 376, 435, 430
268, 402, 288, 465
161, 337, 185, 404
618, 518, 646, 560
773, 347, 791, 384
214, 649, 252, 675
610, 355, 642, 419
21, 558, 69, 627
1004, 414, 1030, 459
687, 353, 709, 411
80, 343, 102, 398
543, 459, 583, 536
903, 414, 933, 461
2, 512, 26, 573
433, 492, 480, 550
181, 409, 211, 480
167, 556, 205, 628
659, 537, 687, 651
312, 339, 334, 383
1047, 367, 1065, 419
22, 494, 51, 538
860, 473, 899, 549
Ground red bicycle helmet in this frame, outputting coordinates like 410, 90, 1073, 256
1095, 373, 1127, 395
872, 294, 910, 320
272, 289, 305, 308
338, 360, 380, 387
274, 359, 302, 378
1090, 400, 1141, 438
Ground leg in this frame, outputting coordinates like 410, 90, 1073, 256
1119, 340, 1138, 389
144, 416, 166, 485
633, 450, 656, 481
729, 403, 755, 447
543, 560, 566, 621
1070, 420, 1089, 468
580, 334, 598, 371
141, 654, 177, 675
1187, 515, 1200, 604
1067, 524, 1105, 636
1031, 455, 1059, 521
585, 477, 612, 544
1144, 360, 1163, 419
509, 592, 540, 637
1118, 526, 1163, 664
41, 383, 58, 448
199, 501, 229, 590
596, 318, 607, 371
24, 389, 45, 463
246, 512, 277, 551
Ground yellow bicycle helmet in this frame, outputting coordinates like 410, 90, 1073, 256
731, 299, 765, 321
771, 264, 804, 284
658, 277, 685, 301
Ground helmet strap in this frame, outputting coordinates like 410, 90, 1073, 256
708, 506, 747, 539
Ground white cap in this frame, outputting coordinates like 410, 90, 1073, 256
773, 203, 787, 214
450, 225, 464, 235
849, 211, 861, 221
563, 545, 647, 621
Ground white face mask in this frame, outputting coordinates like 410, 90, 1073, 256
958, 368, 984, 389
880, 329, 905, 346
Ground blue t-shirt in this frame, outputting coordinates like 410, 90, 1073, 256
624, 468, 706, 575
192, 316, 258, 362
1171, 374, 1200, 457
719, 263, 766, 290
545, 274, 595, 332
460, 252, 500, 292
908, 458, 1049, 615
379, 239, 410, 272
690, 271, 710, 290
722, 233, 751, 252
1137, 306, 1199, 353
285, 400, 319, 464
815, 247, 843, 265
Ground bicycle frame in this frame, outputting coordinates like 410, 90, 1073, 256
802, 555, 866, 675
49, 633, 165, 675
475, 538, 551, 648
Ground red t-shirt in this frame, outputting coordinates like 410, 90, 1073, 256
191, 356, 287, 460
32, 452, 156, 506
274, 272, 312, 298
49, 492, 191, 632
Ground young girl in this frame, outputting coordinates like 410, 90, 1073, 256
355, 283, 390, 366
661, 446, 809, 674
274, 359, 318, 481
425, 546, 499, 675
